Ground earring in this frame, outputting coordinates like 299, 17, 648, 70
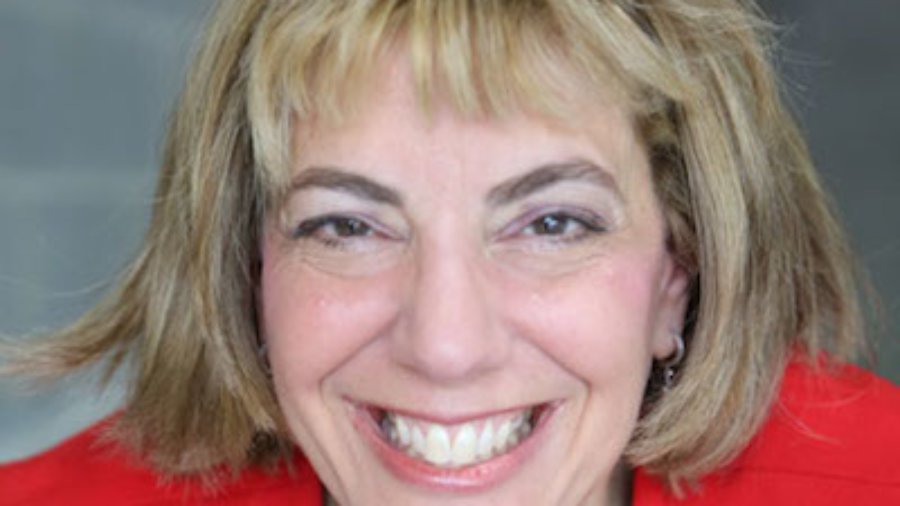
662, 334, 685, 390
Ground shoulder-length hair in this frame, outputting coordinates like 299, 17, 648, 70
8, 0, 866, 490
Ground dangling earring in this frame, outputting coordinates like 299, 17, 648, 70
662, 334, 685, 390
258, 342, 272, 375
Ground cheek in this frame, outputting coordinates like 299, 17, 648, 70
259, 240, 401, 395
502, 252, 664, 385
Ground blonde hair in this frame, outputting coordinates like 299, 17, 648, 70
7, 0, 867, 491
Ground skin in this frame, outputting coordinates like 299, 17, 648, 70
259, 58, 688, 505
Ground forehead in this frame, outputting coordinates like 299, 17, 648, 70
246, 0, 690, 195
292, 54, 646, 192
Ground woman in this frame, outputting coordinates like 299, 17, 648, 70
2, 0, 898, 504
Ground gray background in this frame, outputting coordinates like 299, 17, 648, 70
1, 1, 898, 463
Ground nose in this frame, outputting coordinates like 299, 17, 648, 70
391, 237, 510, 383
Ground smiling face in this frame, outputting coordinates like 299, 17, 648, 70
258, 60, 688, 505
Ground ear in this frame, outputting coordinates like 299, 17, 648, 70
651, 256, 690, 361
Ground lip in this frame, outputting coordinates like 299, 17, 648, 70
349, 400, 560, 493
371, 403, 536, 426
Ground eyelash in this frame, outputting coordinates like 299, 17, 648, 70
290, 214, 377, 248
289, 209, 608, 250
515, 210, 608, 243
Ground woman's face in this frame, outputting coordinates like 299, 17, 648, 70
260, 61, 687, 505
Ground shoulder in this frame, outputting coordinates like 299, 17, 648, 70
634, 358, 900, 504
757, 358, 900, 481
0, 417, 323, 506
725, 358, 900, 501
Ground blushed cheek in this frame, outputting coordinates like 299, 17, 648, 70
499, 253, 665, 383
259, 237, 403, 394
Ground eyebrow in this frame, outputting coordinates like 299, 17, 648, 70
486, 160, 621, 207
289, 159, 620, 208
289, 166, 403, 207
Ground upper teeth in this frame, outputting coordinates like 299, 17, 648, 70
382, 409, 533, 468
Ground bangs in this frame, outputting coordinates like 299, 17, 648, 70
245, 0, 696, 191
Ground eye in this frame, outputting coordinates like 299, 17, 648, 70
291, 215, 375, 244
282, 212, 406, 275
519, 211, 607, 240
491, 207, 612, 272
527, 214, 576, 236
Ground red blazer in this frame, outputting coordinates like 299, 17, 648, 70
634, 359, 900, 504
2, 360, 898, 505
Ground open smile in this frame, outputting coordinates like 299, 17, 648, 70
350, 401, 559, 492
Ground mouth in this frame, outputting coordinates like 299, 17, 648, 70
351, 401, 558, 491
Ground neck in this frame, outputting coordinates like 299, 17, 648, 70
606, 462, 633, 506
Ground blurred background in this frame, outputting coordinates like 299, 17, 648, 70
1, 0, 898, 463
